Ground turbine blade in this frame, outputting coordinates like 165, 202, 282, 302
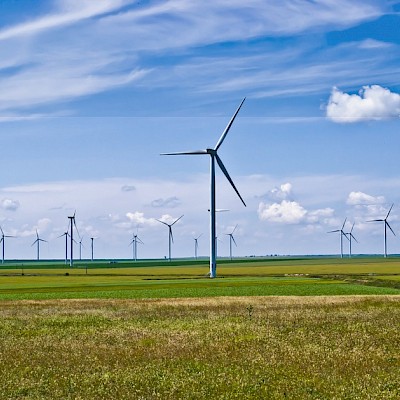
327, 230, 340, 233
350, 222, 355, 234
386, 203, 394, 219
171, 215, 184, 226
169, 227, 174, 243
215, 154, 246, 207
161, 150, 208, 156
232, 236, 237, 246
156, 219, 169, 227
386, 221, 396, 236
351, 234, 359, 243
232, 224, 238, 234
367, 219, 384, 222
341, 218, 347, 230
214, 98, 246, 151
342, 232, 350, 241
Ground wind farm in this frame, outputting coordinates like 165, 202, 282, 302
1, 2, 400, 398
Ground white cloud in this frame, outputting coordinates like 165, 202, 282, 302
267, 182, 292, 201
326, 85, 400, 123
125, 212, 158, 227
1, 198, 20, 211
258, 200, 307, 224
307, 208, 335, 224
0, 0, 130, 41
347, 191, 385, 205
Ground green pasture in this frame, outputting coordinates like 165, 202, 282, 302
0, 257, 399, 300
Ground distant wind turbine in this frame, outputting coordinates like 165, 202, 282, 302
57, 231, 69, 264
67, 211, 80, 267
90, 237, 96, 262
225, 224, 238, 260
368, 204, 395, 258
79, 236, 84, 260
0, 226, 14, 264
157, 215, 184, 261
31, 230, 47, 261
162, 98, 246, 277
194, 234, 202, 260
345, 223, 358, 258
130, 233, 143, 261
328, 218, 349, 258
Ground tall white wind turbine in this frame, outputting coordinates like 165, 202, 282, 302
194, 234, 202, 260
345, 223, 358, 258
90, 237, 96, 262
57, 231, 69, 264
162, 98, 246, 278
32, 230, 47, 261
328, 218, 349, 258
68, 211, 80, 267
368, 204, 395, 258
157, 215, 184, 261
130, 233, 143, 261
0, 226, 14, 264
226, 224, 238, 260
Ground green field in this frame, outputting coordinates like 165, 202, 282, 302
0, 258, 399, 399
0, 257, 400, 300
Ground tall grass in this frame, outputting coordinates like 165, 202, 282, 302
0, 296, 399, 399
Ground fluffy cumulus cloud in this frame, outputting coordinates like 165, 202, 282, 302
125, 211, 157, 227
326, 85, 400, 123
258, 200, 307, 224
267, 183, 292, 201
347, 191, 385, 205
1, 198, 20, 211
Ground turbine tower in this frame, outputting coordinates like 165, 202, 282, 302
328, 218, 349, 258
32, 230, 47, 261
0, 226, 14, 264
90, 237, 96, 262
368, 204, 395, 258
157, 215, 184, 261
57, 231, 69, 264
194, 234, 202, 260
79, 236, 84, 261
130, 233, 143, 261
345, 223, 358, 258
226, 224, 238, 260
162, 98, 246, 277
67, 211, 80, 267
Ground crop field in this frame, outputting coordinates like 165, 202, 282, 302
0, 257, 399, 399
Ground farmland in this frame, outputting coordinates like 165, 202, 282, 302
0, 257, 399, 399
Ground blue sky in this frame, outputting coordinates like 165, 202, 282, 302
1, 0, 400, 260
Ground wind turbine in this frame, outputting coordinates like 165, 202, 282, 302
368, 204, 395, 258
162, 98, 246, 277
0, 226, 15, 264
79, 236, 84, 261
67, 211, 80, 267
90, 237, 96, 262
157, 215, 184, 261
31, 230, 47, 261
225, 224, 238, 260
57, 231, 69, 264
328, 218, 349, 258
345, 223, 358, 258
130, 233, 143, 261
194, 234, 202, 260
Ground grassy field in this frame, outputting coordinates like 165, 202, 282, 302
0, 257, 400, 300
0, 257, 399, 398
0, 296, 399, 399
